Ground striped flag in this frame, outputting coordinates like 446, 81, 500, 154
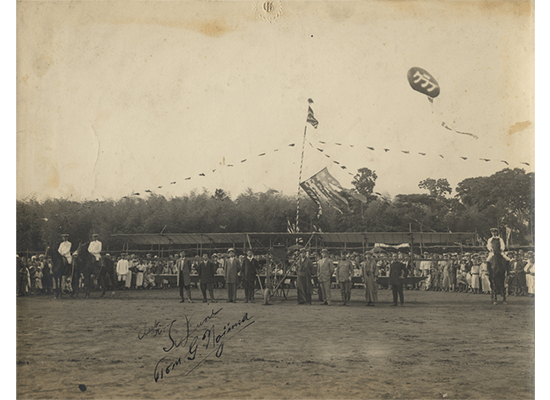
307, 106, 319, 129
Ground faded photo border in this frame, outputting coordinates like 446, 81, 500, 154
16, 0, 535, 399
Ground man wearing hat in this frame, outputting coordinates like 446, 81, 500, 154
317, 249, 334, 305
176, 250, 193, 303
389, 252, 409, 306
116, 253, 130, 289
223, 248, 241, 302
242, 250, 260, 303
197, 253, 217, 303
335, 252, 353, 306
296, 248, 315, 305
88, 234, 103, 271
362, 251, 379, 306
58, 234, 73, 271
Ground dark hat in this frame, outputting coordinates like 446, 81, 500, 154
490, 228, 499, 233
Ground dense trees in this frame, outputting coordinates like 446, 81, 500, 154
16, 168, 534, 252
418, 178, 452, 198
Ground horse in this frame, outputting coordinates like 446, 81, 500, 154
73, 242, 116, 298
487, 252, 509, 305
44, 245, 72, 299
99, 254, 117, 297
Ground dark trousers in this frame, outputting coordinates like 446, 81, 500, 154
243, 279, 255, 301
296, 276, 312, 304
340, 281, 351, 304
179, 284, 191, 300
391, 283, 404, 305
200, 283, 215, 300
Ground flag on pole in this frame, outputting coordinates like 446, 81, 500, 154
307, 106, 319, 129
300, 167, 351, 217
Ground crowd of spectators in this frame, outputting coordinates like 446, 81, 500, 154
306, 249, 535, 297
17, 248, 535, 299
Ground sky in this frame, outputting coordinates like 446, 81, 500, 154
16, 1, 534, 202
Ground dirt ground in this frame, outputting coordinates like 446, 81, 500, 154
17, 286, 535, 399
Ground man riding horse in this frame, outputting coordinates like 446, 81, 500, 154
88, 233, 103, 271
58, 234, 73, 273
486, 227, 510, 305
486, 228, 510, 264
70, 233, 101, 297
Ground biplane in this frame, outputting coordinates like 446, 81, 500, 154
110, 231, 476, 303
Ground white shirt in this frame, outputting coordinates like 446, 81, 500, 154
88, 240, 102, 261
58, 241, 72, 263
116, 259, 129, 275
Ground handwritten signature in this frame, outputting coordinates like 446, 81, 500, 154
137, 308, 255, 382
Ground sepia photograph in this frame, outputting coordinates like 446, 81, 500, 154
16, 1, 537, 399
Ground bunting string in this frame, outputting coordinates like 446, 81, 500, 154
122, 137, 531, 198
307, 140, 530, 175
123, 142, 298, 197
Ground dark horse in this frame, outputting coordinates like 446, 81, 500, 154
44, 245, 72, 299
73, 243, 116, 298
487, 252, 510, 305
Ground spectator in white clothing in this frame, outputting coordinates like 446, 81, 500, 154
116, 254, 130, 289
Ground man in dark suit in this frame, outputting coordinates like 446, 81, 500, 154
242, 250, 259, 303
389, 252, 409, 306
176, 251, 193, 303
197, 253, 217, 303
296, 248, 315, 305
223, 248, 241, 302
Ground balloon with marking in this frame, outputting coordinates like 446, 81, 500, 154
407, 67, 440, 98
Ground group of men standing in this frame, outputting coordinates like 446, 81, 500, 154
175, 248, 260, 304
311, 249, 409, 307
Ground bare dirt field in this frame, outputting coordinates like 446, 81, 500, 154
17, 287, 534, 399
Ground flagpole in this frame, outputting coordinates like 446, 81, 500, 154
296, 123, 308, 233
296, 99, 318, 233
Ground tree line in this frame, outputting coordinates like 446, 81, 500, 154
16, 168, 534, 253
